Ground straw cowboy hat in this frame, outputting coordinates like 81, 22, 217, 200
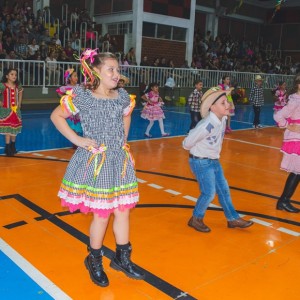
254, 75, 264, 81
119, 74, 130, 85
200, 87, 231, 118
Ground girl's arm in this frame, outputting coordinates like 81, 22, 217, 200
123, 114, 131, 142
51, 106, 97, 148
18, 90, 23, 108
273, 98, 295, 128
141, 94, 147, 101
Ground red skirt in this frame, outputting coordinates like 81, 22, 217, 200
0, 107, 22, 135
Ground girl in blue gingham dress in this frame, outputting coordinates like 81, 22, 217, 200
51, 49, 144, 286
58, 86, 138, 217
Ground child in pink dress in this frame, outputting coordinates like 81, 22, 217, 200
141, 82, 169, 137
218, 75, 235, 133
273, 81, 287, 112
56, 68, 82, 137
274, 75, 300, 213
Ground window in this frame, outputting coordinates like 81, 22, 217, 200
143, 22, 186, 41
173, 26, 186, 41
143, 22, 156, 37
157, 24, 171, 39
107, 22, 132, 35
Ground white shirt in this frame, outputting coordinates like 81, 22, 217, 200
182, 112, 227, 159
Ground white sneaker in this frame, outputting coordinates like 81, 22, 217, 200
256, 124, 263, 128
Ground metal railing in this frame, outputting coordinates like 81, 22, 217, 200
0, 59, 294, 90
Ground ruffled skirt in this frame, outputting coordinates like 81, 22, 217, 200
280, 141, 300, 174
141, 104, 165, 120
58, 146, 139, 218
0, 107, 22, 136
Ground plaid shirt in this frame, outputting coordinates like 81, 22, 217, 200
249, 84, 264, 106
188, 89, 203, 112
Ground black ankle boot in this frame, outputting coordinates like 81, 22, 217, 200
110, 243, 145, 280
276, 173, 300, 213
276, 199, 300, 213
84, 248, 109, 287
4, 144, 12, 156
10, 142, 17, 154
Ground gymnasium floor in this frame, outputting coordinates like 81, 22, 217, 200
1, 104, 300, 300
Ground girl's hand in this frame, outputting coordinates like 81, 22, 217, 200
75, 136, 98, 150
287, 124, 300, 133
158, 97, 163, 102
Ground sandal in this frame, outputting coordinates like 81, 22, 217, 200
144, 133, 152, 138
162, 133, 170, 137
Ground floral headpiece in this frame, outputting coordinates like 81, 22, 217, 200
64, 68, 75, 84
76, 48, 100, 85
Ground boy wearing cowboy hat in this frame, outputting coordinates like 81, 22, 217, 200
249, 75, 265, 128
183, 87, 253, 232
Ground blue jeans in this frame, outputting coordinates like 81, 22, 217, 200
189, 158, 240, 221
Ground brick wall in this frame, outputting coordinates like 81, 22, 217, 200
142, 37, 186, 67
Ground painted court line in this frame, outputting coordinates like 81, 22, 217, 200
137, 178, 147, 183
250, 218, 272, 227
165, 189, 181, 195
183, 195, 197, 202
144, 180, 300, 237
225, 137, 280, 150
277, 227, 300, 237
148, 183, 163, 189
0, 238, 71, 300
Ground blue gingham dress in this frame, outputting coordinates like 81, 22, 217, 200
58, 86, 139, 217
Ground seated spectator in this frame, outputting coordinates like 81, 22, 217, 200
159, 57, 168, 67
17, 25, 29, 44
15, 36, 28, 59
45, 50, 60, 85
28, 38, 39, 59
11, 13, 21, 36
48, 37, 62, 57
120, 53, 130, 77
71, 39, 81, 53
53, 32, 62, 46
31, 51, 44, 85
3, 35, 15, 55
40, 29, 51, 45
26, 18, 34, 33
140, 55, 149, 66
3, 23, 13, 39
126, 47, 137, 65
85, 26, 96, 48
39, 41, 48, 60
102, 33, 114, 52
168, 59, 175, 68
58, 50, 71, 63
64, 41, 74, 59
28, 24, 42, 44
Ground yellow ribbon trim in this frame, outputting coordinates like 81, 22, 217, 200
87, 144, 107, 180
122, 143, 135, 178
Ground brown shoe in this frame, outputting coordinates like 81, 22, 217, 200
227, 218, 253, 228
188, 216, 211, 233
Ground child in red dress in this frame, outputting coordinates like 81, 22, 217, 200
0, 68, 23, 156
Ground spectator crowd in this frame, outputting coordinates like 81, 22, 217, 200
0, 1, 299, 86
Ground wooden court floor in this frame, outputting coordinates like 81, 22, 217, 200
1, 127, 300, 300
